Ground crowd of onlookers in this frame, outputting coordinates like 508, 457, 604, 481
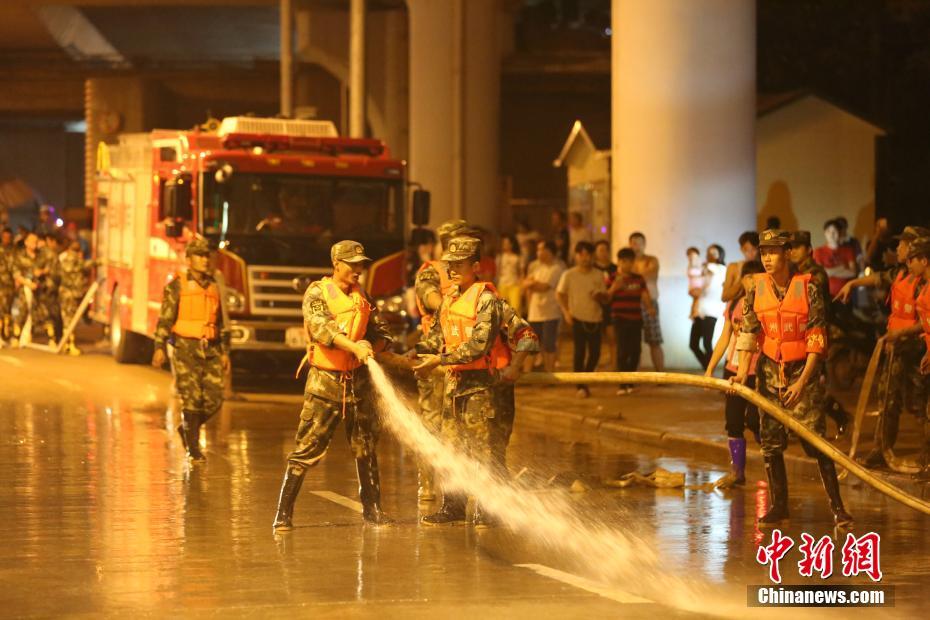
406, 210, 893, 400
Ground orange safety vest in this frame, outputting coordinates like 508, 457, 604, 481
887, 270, 919, 330
440, 281, 512, 372
916, 282, 930, 346
752, 272, 826, 363
172, 271, 220, 340
308, 277, 372, 372
415, 260, 454, 335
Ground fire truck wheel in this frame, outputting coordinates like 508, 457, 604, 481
110, 293, 147, 364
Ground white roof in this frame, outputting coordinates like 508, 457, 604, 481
218, 116, 339, 139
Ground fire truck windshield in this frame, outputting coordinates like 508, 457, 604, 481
202, 173, 403, 244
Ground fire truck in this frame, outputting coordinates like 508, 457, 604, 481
92, 116, 423, 365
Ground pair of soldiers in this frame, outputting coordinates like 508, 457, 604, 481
834, 226, 930, 476
152, 237, 230, 462
731, 229, 853, 528
272, 227, 537, 531
412, 222, 538, 527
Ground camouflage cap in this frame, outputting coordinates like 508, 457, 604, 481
185, 236, 212, 256
790, 230, 812, 248
437, 219, 476, 243
441, 236, 482, 262
906, 236, 930, 260
758, 229, 793, 248
331, 240, 370, 263
893, 225, 930, 242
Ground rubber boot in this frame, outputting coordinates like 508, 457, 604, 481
818, 456, 854, 527
357, 454, 394, 525
826, 397, 850, 437
422, 494, 467, 526
714, 438, 747, 489
273, 464, 306, 531
417, 460, 436, 502
759, 453, 789, 525
914, 422, 930, 482
65, 334, 81, 356
860, 411, 899, 468
183, 412, 206, 462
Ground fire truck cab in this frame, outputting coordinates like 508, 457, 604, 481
92, 116, 414, 365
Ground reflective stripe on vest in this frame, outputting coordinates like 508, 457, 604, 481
172, 272, 220, 340
887, 270, 919, 330
916, 282, 930, 347
752, 272, 823, 363
440, 281, 512, 372
416, 260, 454, 335
308, 277, 372, 372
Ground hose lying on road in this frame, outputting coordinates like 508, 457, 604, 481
519, 371, 930, 518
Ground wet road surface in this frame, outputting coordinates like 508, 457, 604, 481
0, 348, 927, 617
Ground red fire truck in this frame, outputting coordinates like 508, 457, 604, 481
92, 116, 420, 365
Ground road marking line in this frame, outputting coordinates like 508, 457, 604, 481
311, 490, 364, 514
0, 354, 24, 367
515, 563, 652, 605
53, 378, 81, 391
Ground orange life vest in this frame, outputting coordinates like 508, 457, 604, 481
308, 277, 372, 372
415, 260, 454, 335
752, 272, 826, 363
916, 282, 930, 347
887, 270, 919, 330
172, 271, 220, 340
440, 281, 512, 372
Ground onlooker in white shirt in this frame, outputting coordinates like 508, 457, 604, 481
522, 240, 565, 373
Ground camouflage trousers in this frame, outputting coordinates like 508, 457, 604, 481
878, 339, 927, 421
288, 380, 379, 468
441, 379, 496, 468
757, 359, 827, 457
173, 337, 225, 418
0, 286, 12, 338
491, 382, 516, 473
59, 289, 84, 329
417, 372, 444, 436
13, 286, 57, 331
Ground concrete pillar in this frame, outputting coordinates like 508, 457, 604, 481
408, 0, 501, 230
280, 0, 294, 117
611, 0, 757, 369
348, 0, 366, 137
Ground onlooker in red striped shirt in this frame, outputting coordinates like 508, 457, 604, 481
606, 248, 656, 394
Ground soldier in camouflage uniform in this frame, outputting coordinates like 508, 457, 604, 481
273, 241, 408, 531
905, 237, 930, 480
733, 229, 852, 528
412, 219, 475, 502
0, 238, 14, 344
58, 241, 93, 355
835, 225, 930, 468
415, 236, 538, 527
790, 230, 850, 436
11, 231, 53, 343
152, 237, 230, 462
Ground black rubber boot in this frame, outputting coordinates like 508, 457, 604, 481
357, 455, 394, 526
818, 457, 854, 528
826, 398, 850, 437
273, 464, 306, 532
183, 412, 206, 462
422, 494, 467, 526
915, 422, 930, 481
759, 453, 789, 525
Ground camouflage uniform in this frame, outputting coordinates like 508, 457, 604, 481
11, 248, 50, 336
58, 248, 92, 328
413, 261, 445, 445
154, 270, 230, 422
738, 274, 828, 457
0, 247, 14, 339
287, 280, 393, 468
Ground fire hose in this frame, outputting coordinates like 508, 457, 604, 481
519, 371, 930, 517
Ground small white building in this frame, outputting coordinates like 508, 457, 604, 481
756, 93, 884, 245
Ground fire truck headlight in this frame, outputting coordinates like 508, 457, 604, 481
375, 295, 405, 315
226, 290, 246, 313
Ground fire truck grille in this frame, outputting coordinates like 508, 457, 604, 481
247, 265, 330, 317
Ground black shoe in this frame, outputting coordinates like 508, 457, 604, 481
422, 496, 467, 526
857, 448, 887, 469
273, 464, 306, 531
818, 457, 854, 527
828, 401, 850, 437
759, 454, 789, 525
357, 455, 394, 526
